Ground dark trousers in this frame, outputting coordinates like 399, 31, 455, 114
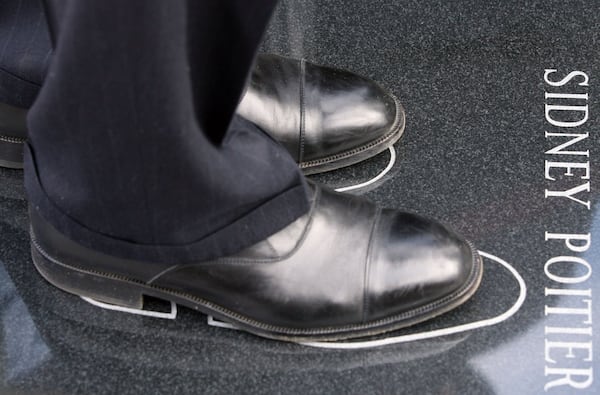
19, 0, 310, 263
0, 0, 50, 108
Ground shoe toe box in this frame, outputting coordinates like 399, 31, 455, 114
302, 65, 402, 161
365, 210, 478, 322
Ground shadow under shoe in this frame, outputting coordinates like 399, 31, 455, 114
29, 183, 482, 342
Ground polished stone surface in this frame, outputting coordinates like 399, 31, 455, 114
2, 0, 600, 393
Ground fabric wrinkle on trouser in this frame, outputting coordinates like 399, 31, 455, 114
0, 0, 51, 108
24, 0, 310, 263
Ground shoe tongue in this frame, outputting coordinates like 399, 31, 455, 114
231, 184, 317, 259
264, 212, 310, 254
232, 212, 310, 259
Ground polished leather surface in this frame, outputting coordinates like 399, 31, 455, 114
237, 55, 303, 161
367, 209, 474, 321
31, 183, 477, 332
4, 0, 600, 390
1, 54, 399, 169
237, 54, 399, 164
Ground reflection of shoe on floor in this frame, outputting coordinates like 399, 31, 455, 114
0, 54, 405, 173
238, 54, 405, 174
30, 183, 482, 342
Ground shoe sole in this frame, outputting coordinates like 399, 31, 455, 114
0, 135, 25, 169
299, 94, 406, 175
30, 229, 483, 343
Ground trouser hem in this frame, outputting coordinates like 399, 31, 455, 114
0, 67, 41, 108
24, 143, 310, 263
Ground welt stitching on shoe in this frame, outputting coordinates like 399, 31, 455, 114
33, 229, 481, 336
0, 134, 26, 143
298, 58, 306, 162
299, 94, 403, 168
33, 230, 481, 336
32, 229, 482, 338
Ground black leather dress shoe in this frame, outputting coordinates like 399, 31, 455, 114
30, 183, 482, 342
0, 54, 404, 172
0, 102, 28, 169
237, 54, 405, 174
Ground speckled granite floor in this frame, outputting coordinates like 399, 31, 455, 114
1, 0, 599, 394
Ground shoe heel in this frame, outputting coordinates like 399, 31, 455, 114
0, 135, 25, 169
0, 102, 27, 169
31, 241, 145, 309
